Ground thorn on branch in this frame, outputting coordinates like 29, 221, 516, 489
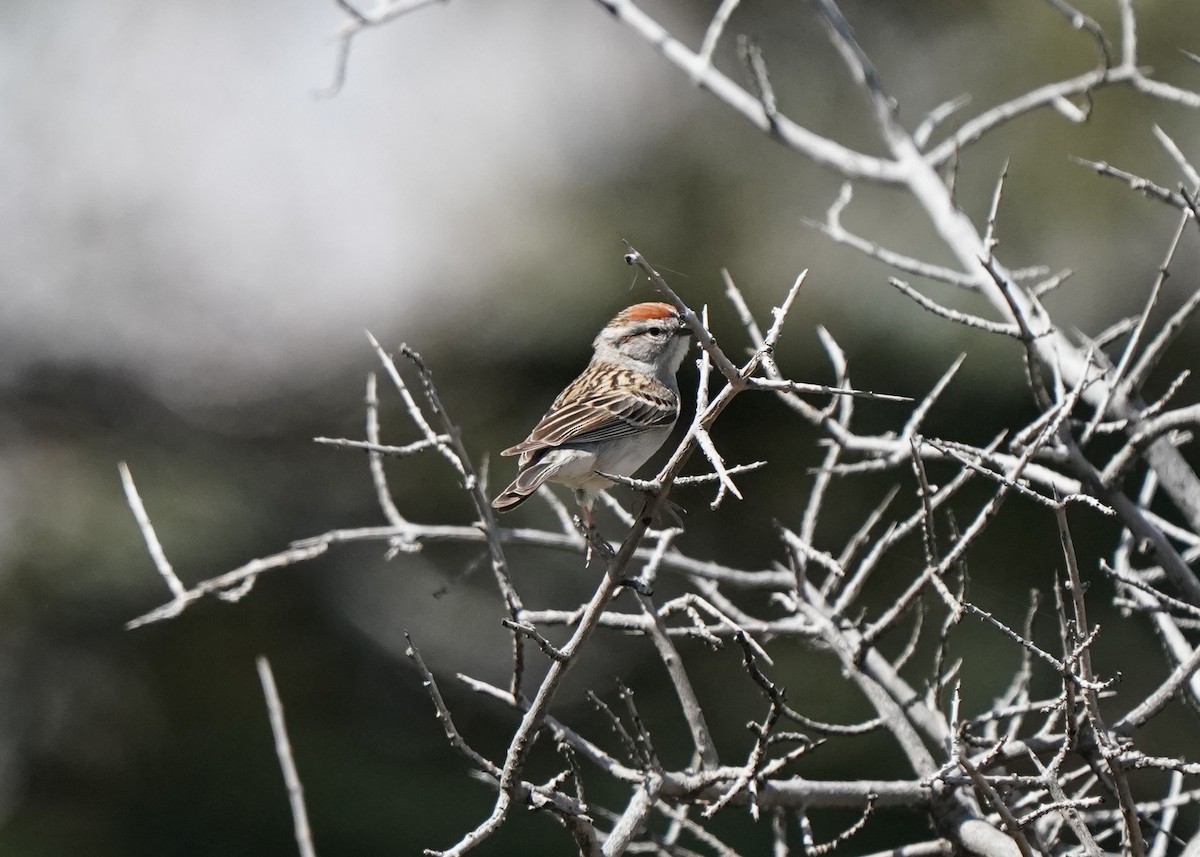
982, 159, 1009, 259
747, 377, 913, 403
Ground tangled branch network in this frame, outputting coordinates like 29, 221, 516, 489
120, 1, 1200, 855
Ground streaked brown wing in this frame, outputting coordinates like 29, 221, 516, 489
502, 384, 677, 456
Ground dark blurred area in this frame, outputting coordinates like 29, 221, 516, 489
3, 0, 1200, 853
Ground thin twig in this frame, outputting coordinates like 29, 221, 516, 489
695, 0, 742, 79
318, 0, 447, 98
119, 462, 186, 601
127, 543, 330, 630
887, 278, 1019, 337
256, 657, 318, 857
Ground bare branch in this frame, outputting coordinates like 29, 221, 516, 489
888, 277, 1020, 337
1102, 403, 1200, 488
1040, 0, 1112, 69
747, 378, 912, 403
1070, 156, 1191, 210
806, 184, 979, 290
501, 620, 568, 663
318, 0, 447, 98
119, 462, 186, 601
636, 590, 720, 769
603, 774, 661, 856
1153, 124, 1200, 189
737, 35, 777, 127
914, 94, 971, 150
127, 543, 329, 630
695, 0, 742, 80
1083, 206, 1188, 442
256, 657, 318, 857
313, 434, 451, 459
1127, 248, 1200, 394
593, 0, 905, 183
363, 373, 407, 531
1114, 642, 1200, 734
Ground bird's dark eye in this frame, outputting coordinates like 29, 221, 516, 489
648, 326, 664, 337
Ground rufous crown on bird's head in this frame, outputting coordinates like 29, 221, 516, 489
606, 302, 681, 328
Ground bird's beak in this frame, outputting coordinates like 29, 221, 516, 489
676, 322, 693, 337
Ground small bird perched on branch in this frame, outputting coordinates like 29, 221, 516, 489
492, 302, 693, 530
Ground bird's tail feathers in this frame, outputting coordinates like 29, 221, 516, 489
491, 458, 560, 512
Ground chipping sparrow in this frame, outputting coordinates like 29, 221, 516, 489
492, 301, 693, 526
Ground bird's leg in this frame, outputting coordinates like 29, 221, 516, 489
573, 492, 653, 593
574, 491, 614, 567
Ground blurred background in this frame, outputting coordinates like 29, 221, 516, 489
3, 0, 1200, 853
